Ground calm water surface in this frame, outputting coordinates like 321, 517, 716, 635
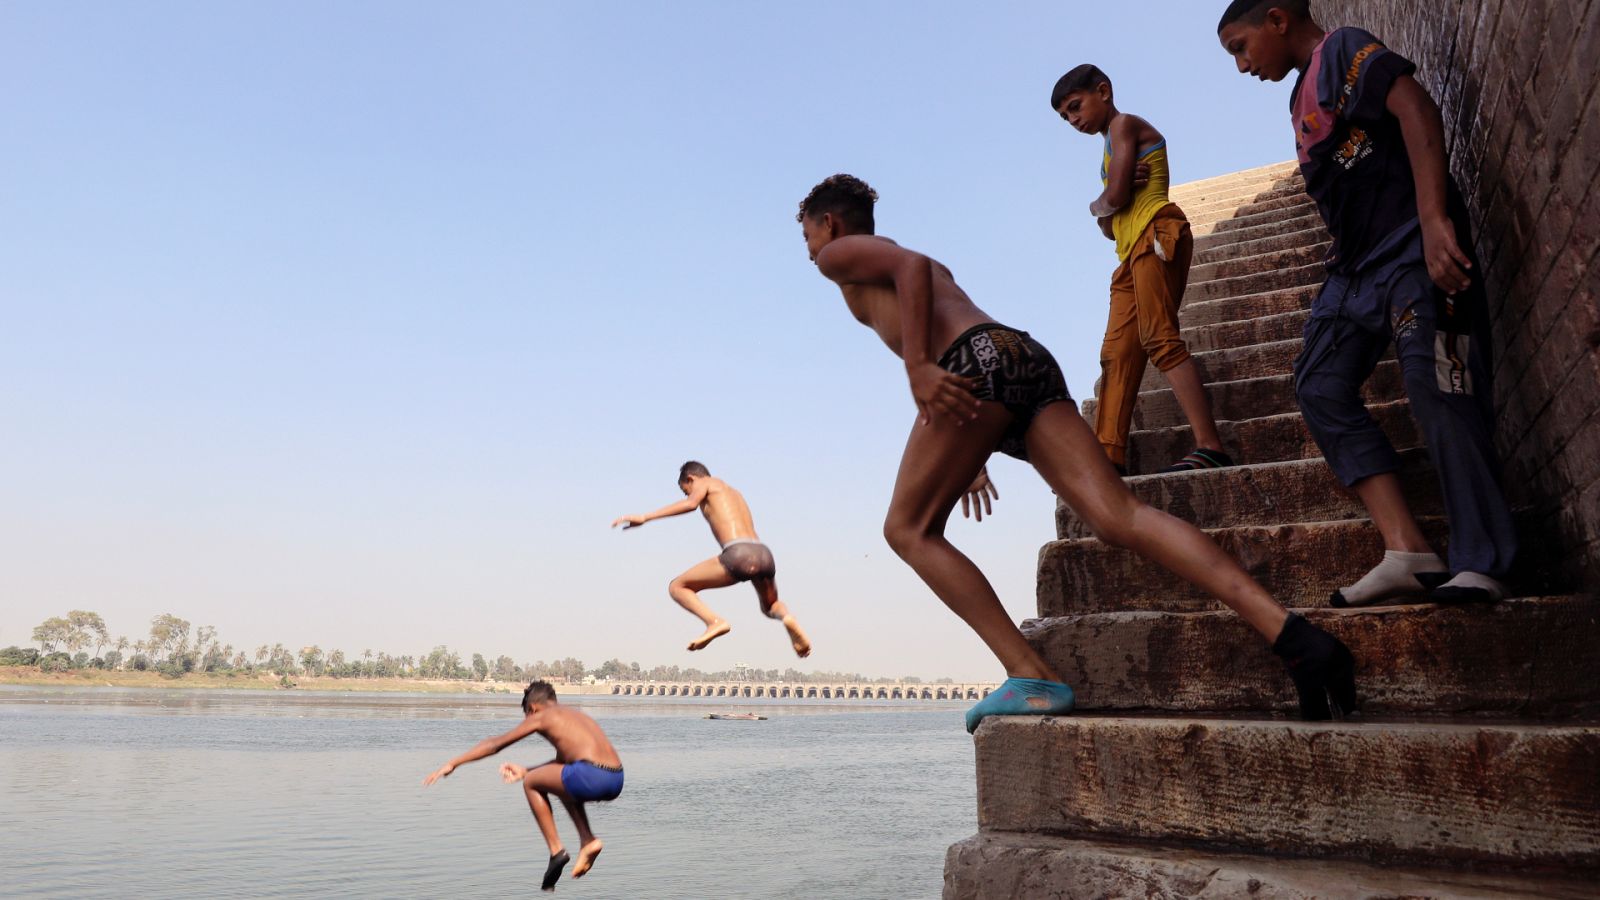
0, 687, 976, 899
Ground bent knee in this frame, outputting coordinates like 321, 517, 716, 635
882, 517, 937, 558
1079, 499, 1142, 549
1144, 338, 1190, 372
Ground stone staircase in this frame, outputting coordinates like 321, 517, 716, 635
943, 162, 1600, 898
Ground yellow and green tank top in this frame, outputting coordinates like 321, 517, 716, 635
1101, 136, 1171, 262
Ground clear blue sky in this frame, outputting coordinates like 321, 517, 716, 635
0, 2, 1298, 680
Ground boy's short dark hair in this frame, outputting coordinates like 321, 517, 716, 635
678, 460, 710, 482
1218, 0, 1311, 32
1050, 65, 1111, 110
523, 680, 556, 712
796, 174, 877, 233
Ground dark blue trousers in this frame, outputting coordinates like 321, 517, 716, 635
1293, 260, 1517, 580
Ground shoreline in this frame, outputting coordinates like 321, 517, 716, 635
0, 666, 617, 695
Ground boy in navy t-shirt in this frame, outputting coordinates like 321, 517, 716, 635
1217, 0, 1517, 606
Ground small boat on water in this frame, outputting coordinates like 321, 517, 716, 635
705, 713, 767, 721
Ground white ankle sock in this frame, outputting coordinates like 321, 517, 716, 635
1435, 571, 1509, 602
1334, 550, 1447, 607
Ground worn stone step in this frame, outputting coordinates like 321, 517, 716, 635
1178, 180, 1307, 216
972, 716, 1600, 869
1182, 308, 1309, 354
1187, 194, 1318, 230
1195, 210, 1326, 251
1123, 399, 1419, 475
1019, 597, 1600, 717
1057, 452, 1436, 539
1169, 160, 1300, 202
1195, 223, 1328, 267
1181, 283, 1317, 329
1198, 203, 1324, 240
1084, 361, 1403, 432
944, 832, 1600, 900
1191, 241, 1331, 285
1189, 262, 1328, 305
1038, 518, 1453, 614
1138, 338, 1302, 392
1173, 173, 1302, 206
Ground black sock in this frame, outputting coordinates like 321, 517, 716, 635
542, 850, 570, 891
1272, 613, 1358, 720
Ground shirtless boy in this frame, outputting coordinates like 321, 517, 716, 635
423, 680, 621, 892
797, 173, 1356, 731
612, 461, 812, 657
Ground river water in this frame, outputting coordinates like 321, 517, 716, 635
0, 687, 976, 899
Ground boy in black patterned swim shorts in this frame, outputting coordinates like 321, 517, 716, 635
797, 173, 1357, 732
613, 461, 812, 657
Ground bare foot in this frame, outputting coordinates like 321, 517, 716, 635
687, 621, 731, 651
782, 615, 811, 658
572, 839, 603, 878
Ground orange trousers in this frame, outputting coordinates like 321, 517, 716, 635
1095, 203, 1194, 466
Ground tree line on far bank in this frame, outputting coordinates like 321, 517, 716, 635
2, 610, 953, 685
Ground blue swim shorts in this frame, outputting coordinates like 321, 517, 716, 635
560, 760, 625, 802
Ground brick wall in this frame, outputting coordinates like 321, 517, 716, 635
1314, 0, 1600, 590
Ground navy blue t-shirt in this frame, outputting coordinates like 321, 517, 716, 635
1292, 28, 1430, 276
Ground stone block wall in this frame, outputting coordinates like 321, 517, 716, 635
1312, 0, 1600, 589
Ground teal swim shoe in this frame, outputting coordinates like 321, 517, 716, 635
964, 677, 1075, 733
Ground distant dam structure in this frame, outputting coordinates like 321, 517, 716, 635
609, 681, 1000, 700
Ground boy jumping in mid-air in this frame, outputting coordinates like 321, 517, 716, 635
423, 681, 621, 892
1053, 64, 1229, 474
612, 461, 812, 657
796, 173, 1356, 732
1218, 0, 1517, 605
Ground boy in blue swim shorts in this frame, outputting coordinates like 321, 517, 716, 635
424, 681, 622, 891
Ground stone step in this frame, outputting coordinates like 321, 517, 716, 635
1138, 338, 1302, 392
1179, 284, 1317, 329
1037, 518, 1453, 615
1196, 203, 1323, 240
972, 716, 1600, 869
1057, 452, 1436, 540
1122, 399, 1419, 475
1088, 361, 1404, 432
1182, 308, 1309, 354
1194, 211, 1326, 252
1186, 194, 1319, 230
1194, 223, 1328, 268
1177, 180, 1307, 217
1173, 171, 1301, 202
1190, 240, 1331, 286
1189, 262, 1328, 305
1168, 160, 1301, 201
944, 832, 1600, 900
1019, 597, 1600, 717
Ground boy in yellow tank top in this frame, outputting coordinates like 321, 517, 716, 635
1052, 65, 1231, 474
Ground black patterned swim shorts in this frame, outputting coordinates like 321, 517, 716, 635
937, 324, 1072, 461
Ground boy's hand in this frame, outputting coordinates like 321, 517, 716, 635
1133, 162, 1151, 190
1422, 218, 1473, 295
909, 363, 980, 426
1097, 216, 1115, 241
961, 467, 999, 522
423, 763, 455, 786
500, 762, 528, 783
611, 515, 648, 529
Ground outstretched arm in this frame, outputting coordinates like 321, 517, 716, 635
1388, 75, 1472, 295
423, 716, 540, 785
815, 238, 979, 425
1090, 115, 1143, 218
612, 483, 710, 529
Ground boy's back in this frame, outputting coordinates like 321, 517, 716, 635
538, 705, 621, 767
695, 477, 760, 545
